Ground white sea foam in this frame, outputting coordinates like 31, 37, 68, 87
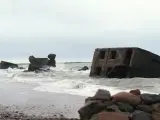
0, 62, 159, 97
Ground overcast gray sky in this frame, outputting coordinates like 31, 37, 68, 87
0, 0, 160, 62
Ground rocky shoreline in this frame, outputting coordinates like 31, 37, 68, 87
0, 106, 79, 120
0, 89, 160, 120
78, 89, 160, 120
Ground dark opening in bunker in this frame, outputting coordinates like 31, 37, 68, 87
106, 65, 128, 78
124, 49, 133, 65
106, 67, 112, 76
99, 50, 106, 59
110, 51, 117, 59
107, 67, 112, 73
95, 67, 102, 75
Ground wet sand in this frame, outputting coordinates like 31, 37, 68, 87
0, 82, 86, 119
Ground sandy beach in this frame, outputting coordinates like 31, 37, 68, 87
0, 82, 86, 119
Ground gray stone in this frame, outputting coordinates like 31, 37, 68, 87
91, 89, 111, 101
117, 102, 134, 112
136, 105, 153, 113
131, 111, 152, 120
140, 94, 160, 105
106, 105, 121, 112
78, 102, 106, 120
85, 97, 103, 105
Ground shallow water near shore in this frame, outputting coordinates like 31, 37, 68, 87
0, 62, 160, 118
1, 62, 159, 96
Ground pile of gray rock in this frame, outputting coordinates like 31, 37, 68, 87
78, 89, 160, 120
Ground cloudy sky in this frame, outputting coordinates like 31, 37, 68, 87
0, 0, 160, 62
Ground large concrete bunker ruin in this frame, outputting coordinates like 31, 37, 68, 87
90, 47, 160, 78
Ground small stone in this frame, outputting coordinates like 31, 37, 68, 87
130, 89, 141, 96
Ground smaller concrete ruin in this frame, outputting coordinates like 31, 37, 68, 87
90, 47, 160, 78
47, 54, 56, 67
28, 54, 56, 71
0, 61, 18, 69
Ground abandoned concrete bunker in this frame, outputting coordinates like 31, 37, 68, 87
90, 47, 160, 78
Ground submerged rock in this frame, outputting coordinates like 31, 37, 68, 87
0, 61, 18, 69
18, 67, 25, 69
78, 66, 89, 71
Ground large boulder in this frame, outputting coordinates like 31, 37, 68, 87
0, 61, 18, 69
90, 89, 111, 101
112, 92, 141, 106
78, 66, 89, 71
78, 102, 107, 120
140, 94, 160, 105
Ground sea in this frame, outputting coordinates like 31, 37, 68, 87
0, 62, 160, 97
